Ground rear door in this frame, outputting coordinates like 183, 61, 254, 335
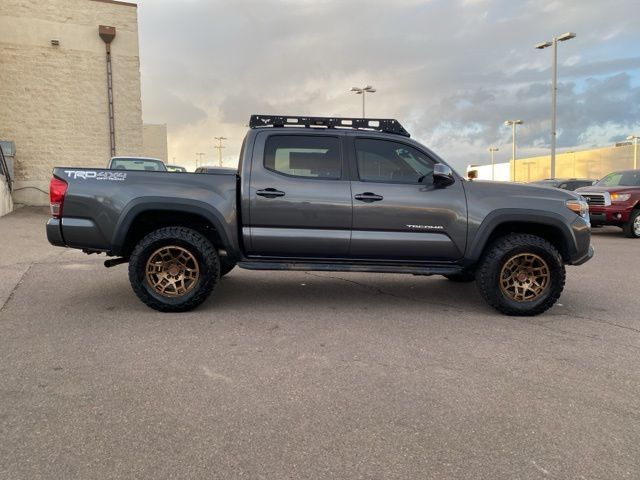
348, 136, 467, 260
246, 131, 352, 257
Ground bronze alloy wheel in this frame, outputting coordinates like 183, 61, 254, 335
145, 245, 200, 297
499, 253, 550, 302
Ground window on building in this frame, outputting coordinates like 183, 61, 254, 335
264, 136, 341, 179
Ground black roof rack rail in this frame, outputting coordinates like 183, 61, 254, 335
249, 114, 410, 137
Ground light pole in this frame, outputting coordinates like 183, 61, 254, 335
195, 152, 205, 169
627, 135, 638, 169
504, 120, 523, 182
488, 147, 499, 180
536, 32, 576, 179
214, 136, 227, 167
350, 85, 376, 118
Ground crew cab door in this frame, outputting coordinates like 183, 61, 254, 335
245, 132, 352, 257
348, 136, 467, 260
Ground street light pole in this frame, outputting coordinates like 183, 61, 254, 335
628, 135, 638, 169
488, 147, 499, 180
350, 85, 376, 118
536, 32, 576, 179
214, 136, 227, 167
504, 120, 523, 182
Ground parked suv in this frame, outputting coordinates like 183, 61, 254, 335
529, 178, 596, 191
47, 115, 593, 316
576, 170, 640, 238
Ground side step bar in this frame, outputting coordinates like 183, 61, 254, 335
237, 260, 462, 276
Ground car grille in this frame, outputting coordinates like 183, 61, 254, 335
580, 192, 610, 207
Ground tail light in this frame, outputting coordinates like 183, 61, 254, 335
49, 177, 68, 218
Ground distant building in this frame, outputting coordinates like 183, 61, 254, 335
467, 143, 638, 182
142, 124, 168, 163
0, 0, 165, 207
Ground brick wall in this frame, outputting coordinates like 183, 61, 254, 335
0, 0, 143, 206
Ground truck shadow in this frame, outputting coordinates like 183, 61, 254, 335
206, 272, 486, 315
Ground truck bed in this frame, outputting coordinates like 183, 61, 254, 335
46, 167, 239, 255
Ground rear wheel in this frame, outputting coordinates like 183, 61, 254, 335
128, 227, 220, 312
622, 210, 640, 238
476, 233, 565, 316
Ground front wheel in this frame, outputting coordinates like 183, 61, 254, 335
128, 227, 220, 312
476, 233, 565, 316
622, 210, 640, 238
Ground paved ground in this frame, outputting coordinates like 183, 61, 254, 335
1, 207, 639, 479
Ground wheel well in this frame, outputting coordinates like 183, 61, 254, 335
483, 222, 570, 262
119, 210, 224, 257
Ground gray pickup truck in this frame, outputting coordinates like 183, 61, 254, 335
47, 115, 593, 316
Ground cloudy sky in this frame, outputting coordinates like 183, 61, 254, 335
136, 0, 640, 171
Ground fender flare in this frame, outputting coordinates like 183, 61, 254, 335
110, 197, 235, 255
465, 209, 577, 263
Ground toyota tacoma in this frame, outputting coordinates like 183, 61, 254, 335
47, 115, 593, 316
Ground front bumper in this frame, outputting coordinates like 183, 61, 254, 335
571, 244, 594, 266
588, 205, 633, 225
567, 216, 594, 266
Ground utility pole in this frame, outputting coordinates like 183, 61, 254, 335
195, 152, 205, 169
214, 137, 227, 167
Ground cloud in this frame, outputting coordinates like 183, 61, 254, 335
137, 0, 640, 171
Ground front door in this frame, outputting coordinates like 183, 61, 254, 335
246, 132, 352, 257
348, 136, 467, 261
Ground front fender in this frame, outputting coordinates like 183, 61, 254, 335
465, 209, 580, 265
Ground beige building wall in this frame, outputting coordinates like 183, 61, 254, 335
469, 143, 638, 182
142, 123, 168, 163
0, 0, 144, 206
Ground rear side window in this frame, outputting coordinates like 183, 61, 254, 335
264, 135, 341, 179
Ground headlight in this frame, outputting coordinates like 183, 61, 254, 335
610, 193, 631, 202
566, 199, 589, 218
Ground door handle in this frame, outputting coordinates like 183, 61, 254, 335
256, 188, 285, 198
354, 192, 384, 203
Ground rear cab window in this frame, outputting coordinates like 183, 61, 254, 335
264, 135, 341, 180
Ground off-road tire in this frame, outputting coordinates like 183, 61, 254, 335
219, 260, 236, 277
128, 227, 220, 312
444, 271, 475, 282
476, 233, 565, 316
622, 210, 640, 238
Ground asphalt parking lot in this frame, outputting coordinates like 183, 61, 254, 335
1, 207, 639, 479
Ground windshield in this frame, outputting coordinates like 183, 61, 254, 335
596, 171, 640, 187
110, 158, 166, 171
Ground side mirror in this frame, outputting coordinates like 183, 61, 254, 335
433, 163, 455, 188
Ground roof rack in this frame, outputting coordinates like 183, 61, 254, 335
249, 114, 410, 137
